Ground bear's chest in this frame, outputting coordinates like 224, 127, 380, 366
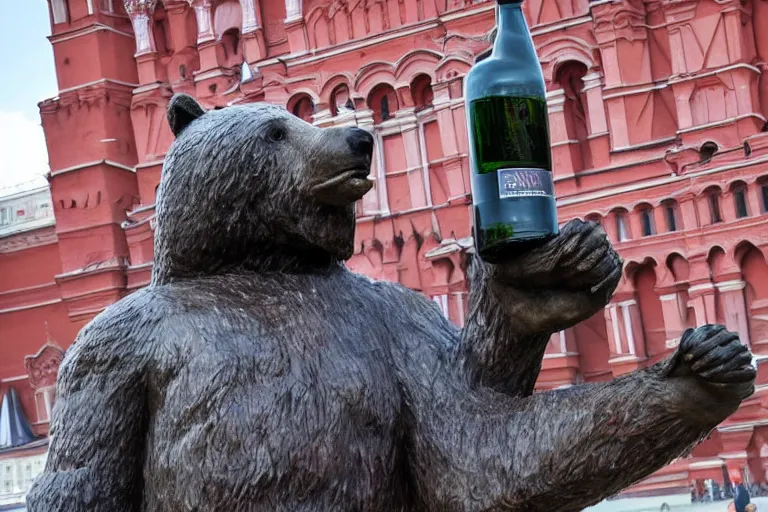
145, 278, 404, 510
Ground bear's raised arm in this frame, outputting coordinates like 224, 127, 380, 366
390, 291, 755, 512
26, 303, 150, 512
456, 220, 622, 397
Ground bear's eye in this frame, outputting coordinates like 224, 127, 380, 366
267, 127, 286, 143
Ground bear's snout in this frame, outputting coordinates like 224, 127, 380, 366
344, 127, 374, 159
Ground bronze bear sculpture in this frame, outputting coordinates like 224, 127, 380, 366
27, 94, 755, 511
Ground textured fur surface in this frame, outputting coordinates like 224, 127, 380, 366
27, 95, 755, 512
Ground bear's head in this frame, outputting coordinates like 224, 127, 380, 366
152, 94, 374, 284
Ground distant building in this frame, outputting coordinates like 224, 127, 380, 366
1, 0, 768, 504
0, 186, 53, 238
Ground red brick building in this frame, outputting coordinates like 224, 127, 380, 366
1, 0, 768, 503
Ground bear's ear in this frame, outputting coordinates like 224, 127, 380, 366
167, 94, 206, 137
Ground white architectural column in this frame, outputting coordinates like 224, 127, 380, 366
582, 72, 608, 135
619, 300, 638, 356
606, 303, 624, 355
124, 0, 158, 54
605, 299, 645, 357
239, 0, 261, 33
397, 111, 429, 210
192, 0, 215, 43
51, 0, 69, 23
285, 0, 302, 21
716, 280, 752, 347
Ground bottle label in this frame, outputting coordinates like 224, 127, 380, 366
497, 168, 554, 199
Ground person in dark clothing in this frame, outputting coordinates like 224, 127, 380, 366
732, 473, 751, 512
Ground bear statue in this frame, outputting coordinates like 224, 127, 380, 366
27, 94, 755, 512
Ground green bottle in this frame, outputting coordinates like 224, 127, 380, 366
464, 0, 558, 264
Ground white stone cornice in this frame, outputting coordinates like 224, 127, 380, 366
543, 352, 580, 359
688, 282, 714, 293
50, 23, 134, 44
688, 459, 725, 469
715, 280, 747, 292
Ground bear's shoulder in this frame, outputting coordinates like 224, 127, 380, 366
57, 286, 174, 387
347, 270, 460, 339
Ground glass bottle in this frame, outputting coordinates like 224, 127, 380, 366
464, 0, 558, 264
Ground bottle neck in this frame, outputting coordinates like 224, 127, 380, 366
492, 2, 532, 59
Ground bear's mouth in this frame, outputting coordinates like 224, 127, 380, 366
310, 167, 374, 206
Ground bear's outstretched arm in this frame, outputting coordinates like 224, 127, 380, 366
457, 219, 621, 396
393, 290, 754, 512
26, 311, 148, 512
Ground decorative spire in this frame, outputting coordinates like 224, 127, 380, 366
0, 388, 37, 450
44, 321, 53, 344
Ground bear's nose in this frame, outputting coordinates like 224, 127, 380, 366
345, 127, 374, 158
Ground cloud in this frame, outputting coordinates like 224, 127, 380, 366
0, 110, 50, 194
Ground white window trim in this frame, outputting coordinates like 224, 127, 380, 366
371, 131, 391, 216
416, 111, 436, 208
432, 294, 449, 318
616, 214, 629, 241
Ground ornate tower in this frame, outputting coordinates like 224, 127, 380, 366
40, 0, 140, 324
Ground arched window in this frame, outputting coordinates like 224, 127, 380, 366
410, 74, 434, 112
699, 141, 718, 164
759, 177, 768, 213
555, 61, 591, 171
331, 84, 355, 117
289, 95, 315, 123
585, 213, 603, 225
637, 204, 655, 236
731, 181, 749, 219
213, 1, 243, 68
661, 199, 680, 232
612, 208, 630, 242
221, 28, 240, 61
367, 84, 399, 125
704, 186, 723, 224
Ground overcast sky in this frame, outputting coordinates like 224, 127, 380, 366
0, 1, 58, 193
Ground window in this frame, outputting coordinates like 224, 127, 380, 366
0, 207, 11, 226
410, 74, 434, 112
665, 205, 677, 231
331, 85, 355, 117
2, 463, 13, 495
380, 95, 390, 122
221, 28, 240, 61
555, 61, 591, 171
709, 194, 722, 224
640, 208, 655, 236
367, 84, 399, 125
616, 214, 629, 241
585, 214, 602, 225
289, 95, 315, 123
734, 186, 749, 218
762, 183, 768, 213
